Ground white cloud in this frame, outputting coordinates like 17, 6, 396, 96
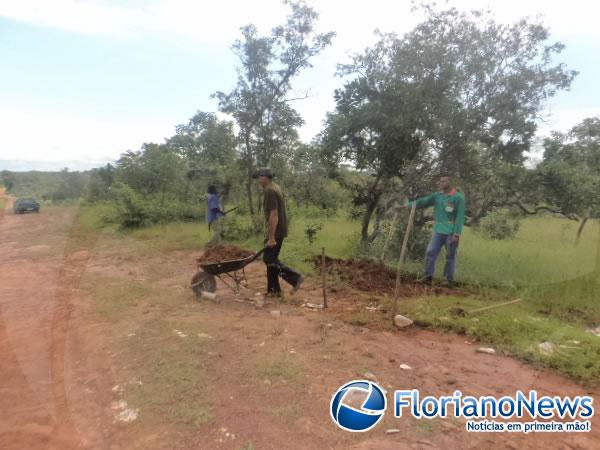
0, 0, 598, 166
0, 0, 290, 42
1, 0, 598, 43
0, 108, 173, 162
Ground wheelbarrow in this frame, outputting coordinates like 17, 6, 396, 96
190, 248, 265, 298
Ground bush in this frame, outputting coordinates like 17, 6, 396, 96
352, 219, 431, 262
387, 222, 432, 260
476, 210, 520, 240
304, 221, 323, 244
221, 214, 262, 241
111, 183, 205, 228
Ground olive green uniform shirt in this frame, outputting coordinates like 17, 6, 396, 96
263, 182, 288, 239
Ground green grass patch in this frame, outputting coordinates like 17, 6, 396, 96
76, 202, 600, 382
83, 275, 153, 320
397, 296, 600, 383
122, 319, 212, 426
458, 217, 599, 287
256, 355, 302, 384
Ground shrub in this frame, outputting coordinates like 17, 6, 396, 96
387, 222, 432, 260
221, 214, 262, 241
476, 210, 520, 240
304, 221, 323, 244
111, 183, 205, 228
352, 218, 431, 262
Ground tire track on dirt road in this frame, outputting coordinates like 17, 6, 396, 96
0, 196, 117, 449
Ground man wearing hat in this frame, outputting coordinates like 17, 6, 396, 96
255, 168, 304, 297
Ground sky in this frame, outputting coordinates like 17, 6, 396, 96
0, 0, 598, 171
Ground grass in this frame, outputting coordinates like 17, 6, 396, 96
256, 356, 302, 384
75, 203, 600, 382
121, 319, 213, 425
458, 217, 600, 287
397, 295, 600, 382
82, 275, 153, 320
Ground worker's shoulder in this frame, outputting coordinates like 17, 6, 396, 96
267, 183, 284, 195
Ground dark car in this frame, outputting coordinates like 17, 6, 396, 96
14, 198, 40, 214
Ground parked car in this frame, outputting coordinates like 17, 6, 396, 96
14, 198, 40, 214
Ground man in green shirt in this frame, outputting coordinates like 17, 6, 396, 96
255, 168, 303, 297
405, 175, 466, 285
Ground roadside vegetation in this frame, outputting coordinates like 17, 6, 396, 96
2, 1, 600, 383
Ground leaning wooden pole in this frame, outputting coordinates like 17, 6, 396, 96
321, 247, 328, 308
392, 202, 417, 321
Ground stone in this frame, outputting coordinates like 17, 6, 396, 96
476, 347, 496, 354
538, 341, 556, 355
394, 314, 413, 328
399, 364, 412, 370
304, 302, 324, 309
586, 326, 600, 336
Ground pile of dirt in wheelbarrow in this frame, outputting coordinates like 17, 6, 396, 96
314, 256, 466, 297
197, 244, 254, 264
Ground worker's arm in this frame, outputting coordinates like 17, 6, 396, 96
452, 195, 466, 241
406, 193, 436, 209
267, 209, 278, 247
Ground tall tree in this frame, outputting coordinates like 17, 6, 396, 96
323, 4, 576, 242
215, 0, 334, 214
537, 117, 600, 238
167, 111, 238, 201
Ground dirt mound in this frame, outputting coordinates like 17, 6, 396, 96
197, 244, 254, 264
315, 256, 465, 297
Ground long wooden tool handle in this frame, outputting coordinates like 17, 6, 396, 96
468, 299, 522, 315
392, 202, 417, 320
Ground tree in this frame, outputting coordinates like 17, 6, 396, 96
323, 3, 576, 242
167, 111, 238, 201
87, 164, 115, 202
215, 0, 334, 215
537, 117, 600, 239
115, 143, 185, 202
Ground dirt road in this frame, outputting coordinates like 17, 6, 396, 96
0, 201, 598, 449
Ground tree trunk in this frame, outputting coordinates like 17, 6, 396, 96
361, 200, 378, 243
360, 175, 383, 243
576, 216, 589, 244
246, 174, 254, 215
244, 134, 255, 215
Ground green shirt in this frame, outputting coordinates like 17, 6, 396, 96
263, 182, 288, 239
408, 189, 466, 235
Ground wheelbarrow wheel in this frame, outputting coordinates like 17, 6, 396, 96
190, 271, 217, 297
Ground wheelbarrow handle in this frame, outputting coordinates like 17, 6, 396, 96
248, 247, 266, 263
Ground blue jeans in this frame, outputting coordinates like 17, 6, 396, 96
425, 232, 459, 281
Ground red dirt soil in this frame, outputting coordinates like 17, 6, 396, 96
196, 244, 254, 264
1, 196, 599, 449
316, 256, 466, 297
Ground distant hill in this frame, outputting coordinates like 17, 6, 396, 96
0, 159, 115, 172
